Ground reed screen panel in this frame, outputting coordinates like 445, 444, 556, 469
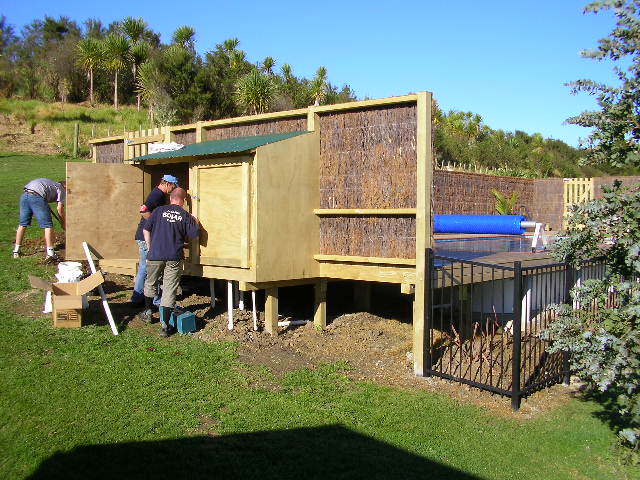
95, 141, 124, 163
206, 118, 307, 141
173, 130, 197, 145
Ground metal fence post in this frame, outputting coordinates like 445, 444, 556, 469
511, 261, 522, 410
562, 264, 574, 385
424, 248, 433, 374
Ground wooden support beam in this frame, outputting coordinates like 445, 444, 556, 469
264, 287, 279, 335
413, 91, 433, 376
315, 254, 415, 266
400, 283, 415, 295
126, 134, 164, 146
314, 279, 327, 329
163, 126, 174, 144
307, 108, 319, 132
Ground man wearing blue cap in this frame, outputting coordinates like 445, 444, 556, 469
131, 174, 179, 308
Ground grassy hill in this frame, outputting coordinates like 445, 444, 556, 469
0, 99, 151, 157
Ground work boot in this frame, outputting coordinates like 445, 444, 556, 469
138, 296, 156, 323
160, 307, 175, 337
139, 309, 153, 324
44, 252, 62, 264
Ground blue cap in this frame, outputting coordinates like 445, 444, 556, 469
162, 174, 179, 185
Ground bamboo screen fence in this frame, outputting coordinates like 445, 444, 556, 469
318, 103, 418, 259
205, 117, 307, 141
95, 140, 125, 164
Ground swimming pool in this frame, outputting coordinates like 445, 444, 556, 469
434, 236, 541, 262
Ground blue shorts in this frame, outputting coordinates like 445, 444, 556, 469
19, 192, 53, 228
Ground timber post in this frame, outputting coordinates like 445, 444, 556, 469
413, 91, 433, 376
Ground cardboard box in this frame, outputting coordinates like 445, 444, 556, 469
29, 271, 105, 328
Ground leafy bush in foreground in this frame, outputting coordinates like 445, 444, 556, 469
546, 181, 640, 456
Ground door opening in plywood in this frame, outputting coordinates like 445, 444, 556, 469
196, 158, 251, 268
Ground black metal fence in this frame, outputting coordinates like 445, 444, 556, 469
425, 249, 606, 409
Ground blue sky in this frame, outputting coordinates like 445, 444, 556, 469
3, 0, 623, 146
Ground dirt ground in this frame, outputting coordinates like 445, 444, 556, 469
0, 114, 62, 155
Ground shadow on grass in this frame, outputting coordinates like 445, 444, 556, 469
26, 425, 482, 480
0, 153, 37, 159
46, 113, 107, 123
578, 386, 633, 437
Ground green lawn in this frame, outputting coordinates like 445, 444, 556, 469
0, 152, 637, 480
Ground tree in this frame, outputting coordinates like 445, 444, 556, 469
261, 56, 275, 76
102, 33, 130, 109
0, 16, 18, 97
137, 59, 174, 126
130, 42, 150, 110
76, 37, 102, 104
120, 16, 146, 44
310, 66, 327, 106
83, 18, 106, 40
235, 69, 274, 114
547, 181, 640, 452
120, 17, 151, 111
566, 1, 640, 167
551, 0, 640, 454
172, 26, 195, 51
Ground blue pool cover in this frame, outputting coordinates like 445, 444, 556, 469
434, 214, 526, 235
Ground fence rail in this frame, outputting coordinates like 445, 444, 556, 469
425, 249, 607, 409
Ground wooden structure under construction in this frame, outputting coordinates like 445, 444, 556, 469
69, 93, 433, 374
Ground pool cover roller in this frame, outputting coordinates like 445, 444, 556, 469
434, 214, 527, 235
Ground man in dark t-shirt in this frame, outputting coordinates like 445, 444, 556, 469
131, 174, 179, 306
142, 187, 200, 337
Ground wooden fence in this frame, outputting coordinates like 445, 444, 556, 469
563, 177, 594, 229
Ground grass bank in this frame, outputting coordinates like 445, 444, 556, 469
0, 99, 151, 157
0, 152, 637, 479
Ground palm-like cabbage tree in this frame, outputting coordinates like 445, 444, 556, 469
223, 38, 239, 53
261, 56, 275, 75
137, 60, 163, 124
130, 42, 150, 110
76, 37, 102, 105
121, 17, 150, 110
281, 63, 293, 83
102, 34, 130, 110
310, 66, 327, 106
235, 69, 274, 115
172, 26, 195, 50
230, 50, 246, 71
120, 17, 146, 44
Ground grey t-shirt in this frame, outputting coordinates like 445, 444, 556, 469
24, 178, 66, 203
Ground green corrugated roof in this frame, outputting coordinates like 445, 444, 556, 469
129, 131, 310, 163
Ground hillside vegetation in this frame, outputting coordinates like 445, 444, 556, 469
1, 14, 638, 177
